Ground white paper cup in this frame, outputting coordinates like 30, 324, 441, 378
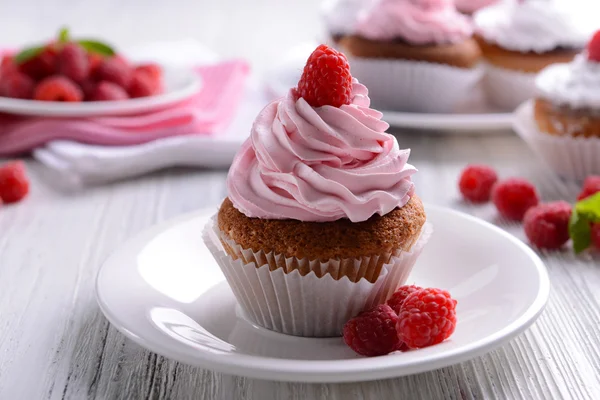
202, 217, 432, 337
513, 100, 600, 181
483, 63, 537, 111
347, 57, 483, 113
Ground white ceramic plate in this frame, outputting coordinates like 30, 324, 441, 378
0, 66, 201, 117
266, 43, 513, 133
95, 205, 549, 383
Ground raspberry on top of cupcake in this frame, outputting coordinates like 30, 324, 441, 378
339, 0, 481, 68
534, 31, 600, 138
221, 44, 425, 261
474, 0, 596, 72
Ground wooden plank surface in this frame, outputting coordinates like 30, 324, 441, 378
1, 1, 599, 399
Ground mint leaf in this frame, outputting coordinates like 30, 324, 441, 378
14, 46, 44, 64
569, 209, 592, 254
58, 27, 70, 43
77, 40, 115, 56
575, 192, 600, 223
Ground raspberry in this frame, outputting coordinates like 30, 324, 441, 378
592, 224, 600, 248
577, 176, 600, 201
135, 63, 162, 81
0, 54, 17, 77
18, 45, 58, 80
588, 30, 600, 62
397, 288, 457, 349
492, 178, 540, 221
0, 161, 30, 204
33, 76, 83, 102
523, 202, 572, 250
128, 72, 157, 98
90, 81, 129, 101
93, 57, 132, 89
80, 80, 96, 100
343, 304, 402, 357
58, 42, 90, 82
296, 44, 352, 108
387, 285, 423, 314
0, 71, 35, 99
458, 164, 498, 203
88, 53, 104, 75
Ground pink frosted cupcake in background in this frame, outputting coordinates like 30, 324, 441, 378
454, 0, 498, 15
474, 0, 598, 110
337, 0, 482, 113
321, 0, 376, 44
203, 45, 431, 337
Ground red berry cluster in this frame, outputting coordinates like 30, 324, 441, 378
0, 33, 163, 103
0, 161, 30, 206
459, 165, 600, 251
343, 286, 457, 357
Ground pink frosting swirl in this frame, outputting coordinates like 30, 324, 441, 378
356, 0, 474, 45
454, 0, 497, 14
227, 80, 417, 223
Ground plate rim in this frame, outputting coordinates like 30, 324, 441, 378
95, 205, 550, 383
0, 65, 201, 117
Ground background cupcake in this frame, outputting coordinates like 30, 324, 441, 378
321, 0, 375, 45
513, 32, 600, 180
454, 0, 498, 15
337, 0, 482, 113
475, 0, 598, 110
203, 45, 431, 337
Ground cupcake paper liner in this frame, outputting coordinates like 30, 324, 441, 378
202, 217, 432, 337
483, 63, 537, 111
513, 100, 600, 181
347, 57, 483, 113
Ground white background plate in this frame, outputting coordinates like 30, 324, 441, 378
266, 42, 513, 133
0, 66, 201, 117
95, 205, 549, 383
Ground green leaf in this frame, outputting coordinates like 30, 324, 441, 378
575, 192, 600, 223
77, 40, 115, 57
13, 46, 44, 64
569, 209, 592, 254
58, 27, 70, 43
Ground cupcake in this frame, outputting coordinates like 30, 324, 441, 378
321, 0, 376, 44
474, 0, 597, 110
203, 45, 431, 337
454, 0, 498, 15
337, 0, 483, 113
513, 32, 600, 180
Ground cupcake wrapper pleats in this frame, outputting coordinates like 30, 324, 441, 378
513, 100, 600, 180
347, 57, 483, 113
203, 217, 432, 337
483, 63, 536, 111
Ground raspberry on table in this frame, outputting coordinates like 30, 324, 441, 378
58, 42, 90, 83
91, 81, 129, 101
587, 30, 600, 63
458, 164, 498, 203
577, 176, 600, 201
296, 44, 353, 108
93, 57, 132, 89
18, 45, 58, 80
128, 72, 157, 98
592, 224, 600, 249
0, 71, 35, 99
492, 178, 540, 221
343, 304, 403, 357
397, 288, 457, 349
0, 161, 30, 204
523, 202, 572, 250
387, 285, 423, 314
33, 76, 83, 102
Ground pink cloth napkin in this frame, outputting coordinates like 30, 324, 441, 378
0, 59, 250, 155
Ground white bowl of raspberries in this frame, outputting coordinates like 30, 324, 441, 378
0, 28, 200, 117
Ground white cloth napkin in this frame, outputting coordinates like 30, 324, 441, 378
32, 40, 270, 187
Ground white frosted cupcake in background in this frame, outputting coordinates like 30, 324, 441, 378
454, 0, 498, 15
321, 0, 376, 45
474, 0, 597, 110
337, 0, 483, 113
513, 31, 600, 180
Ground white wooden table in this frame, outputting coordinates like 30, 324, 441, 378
1, 1, 600, 399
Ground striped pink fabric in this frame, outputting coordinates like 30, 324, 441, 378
0, 59, 250, 155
